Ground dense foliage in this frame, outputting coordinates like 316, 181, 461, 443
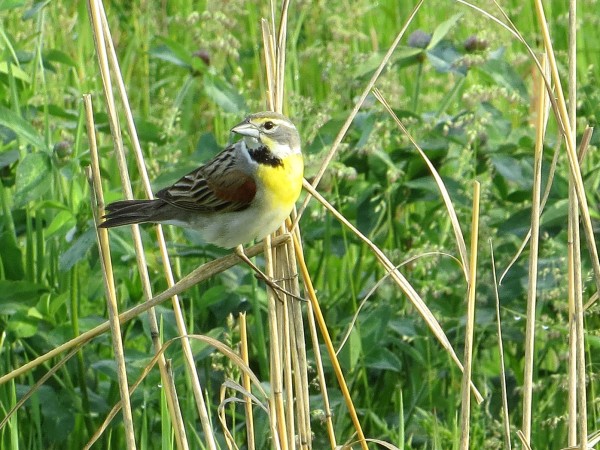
1, 1, 599, 448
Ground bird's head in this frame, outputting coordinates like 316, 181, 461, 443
232, 111, 301, 159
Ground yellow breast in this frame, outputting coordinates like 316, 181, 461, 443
256, 153, 304, 208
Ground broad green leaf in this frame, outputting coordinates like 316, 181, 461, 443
149, 37, 193, 69
44, 49, 77, 68
0, 280, 46, 314
0, 149, 19, 168
14, 152, 51, 206
0, 228, 24, 280
475, 58, 529, 100
426, 41, 465, 75
0, 61, 31, 82
427, 13, 462, 50
395, 46, 426, 69
22, 0, 51, 20
338, 328, 362, 372
6, 314, 39, 338
0, 0, 26, 11
45, 209, 75, 237
203, 75, 246, 113
58, 227, 96, 272
364, 347, 403, 372
0, 105, 48, 151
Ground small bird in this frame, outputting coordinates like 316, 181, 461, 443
99, 111, 303, 248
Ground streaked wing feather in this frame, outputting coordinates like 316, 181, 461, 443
156, 145, 256, 213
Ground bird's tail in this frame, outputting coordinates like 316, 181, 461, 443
99, 199, 168, 228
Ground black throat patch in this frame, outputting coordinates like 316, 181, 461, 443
249, 146, 284, 168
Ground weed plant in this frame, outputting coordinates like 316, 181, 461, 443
1, 1, 599, 449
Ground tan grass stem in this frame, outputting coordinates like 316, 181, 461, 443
373, 88, 469, 280
490, 242, 512, 450
0, 235, 291, 386
292, 230, 368, 449
533, 0, 600, 302
240, 314, 256, 450
459, 181, 480, 450
521, 53, 547, 444
301, 179, 483, 402
293, 0, 424, 227
95, 2, 214, 447
83, 91, 135, 449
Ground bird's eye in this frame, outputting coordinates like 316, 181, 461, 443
263, 121, 275, 130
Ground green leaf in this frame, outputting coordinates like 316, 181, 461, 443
22, 0, 51, 20
0, 0, 26, 11
364, 347, 403, 372
475, 58, 529, 100
0, 149, 19, 168
149, 37, 193, 69
43, 49, 77, 68
59, 227, 96, 272
0, 228, 25, 280
427, 13, 462, 50
45, 209, 75, 237
338, 328, 362, 372
427, 41, 465, 75
0, 280, 46, 314
6, 311, 39, 338
203, 75, 246, 113
14, 152, 52, 206
0, 61, 31, 83
0, 105, 48, 151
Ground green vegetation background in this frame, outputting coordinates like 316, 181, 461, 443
1, 0, 599, 448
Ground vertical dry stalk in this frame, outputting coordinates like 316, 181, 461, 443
89, 0, 216, 447
372, 90, 483, 402
490, 243, 512, 450
566, 1, 588, 447
260, 3, 319, 448
566, 0, 579, 443
533, 0, 600, 299
459, 181, 480, 450
83, 93, 136, 449
295, 0, 423, 225
521, 53, 548, 444
240, 314, 256, 450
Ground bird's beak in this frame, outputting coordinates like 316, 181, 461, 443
231, 120, 260, 138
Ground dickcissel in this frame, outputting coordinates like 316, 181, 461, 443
99, 111, 303, 248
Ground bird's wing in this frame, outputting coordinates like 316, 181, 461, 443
156, 145, 257, 213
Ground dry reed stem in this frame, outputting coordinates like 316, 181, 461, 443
566, 0, 586, 445
262, 14, 291, 447
521, 53, 548, 443
283, 223, 312, 449
0, 345, 82, 430
458, 0, 600, 296
302, 180, 483, 402
0, 234, 291, 386
517, 430, 533, 450
240, 313, 256, 450
490, 242, 512, 450
95, 2, 214, 447
83, 91, 136, 448
292, 223, 337, 449
371, 90, 483, 401
532, 0, 600, 301
459, 181, 480, 450
292, 230, 370, 448
373, 87, 469, 280
293, 0, 424, 228
90, 6, 196, 450
86, 334, 271, 449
